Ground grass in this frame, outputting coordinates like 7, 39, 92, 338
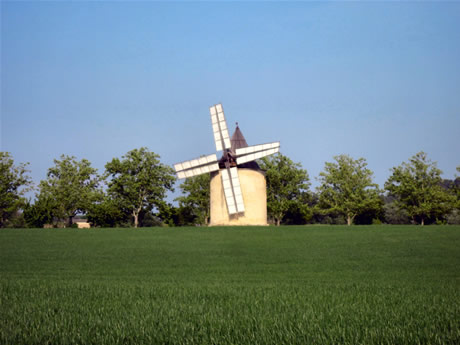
1, 225, 459, 344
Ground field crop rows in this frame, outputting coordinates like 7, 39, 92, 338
1, 226, 459, 344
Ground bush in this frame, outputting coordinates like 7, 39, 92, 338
446, 210, 460, 225
384, 202, 410, 224
141, 212, 163, 227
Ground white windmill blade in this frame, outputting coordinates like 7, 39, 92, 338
235, 141, 280, 157
209, 104, 231, 151
236, 147, 280, 165
235, 142, 280, 165
174, 154, 219, 179
221, 167, 245, 215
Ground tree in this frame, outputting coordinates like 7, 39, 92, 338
444, 166, 460, 224
385, 152, 454, 225
259, 154, 311, 226
86, 196, 128, 228
281, 191, 313, 225
37, 155, 102, 227
23, 197, 55, 228
439, 167, 460, 224
455, 166, 460, 210
0, 152, 32, 227
105, 148, 175, 228
150, 202, 178, 227
175, 174, 210, 226
383, 196, 410, 225
317, 155, 381, 226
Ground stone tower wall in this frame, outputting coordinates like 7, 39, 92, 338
210, 168, 267, 226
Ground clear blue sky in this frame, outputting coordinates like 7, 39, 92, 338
2, 1, 460, 202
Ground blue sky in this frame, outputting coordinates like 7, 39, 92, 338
2, 1, 460, 201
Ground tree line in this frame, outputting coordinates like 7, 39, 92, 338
1, 149, 459, 228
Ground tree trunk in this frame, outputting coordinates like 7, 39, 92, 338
133, 212, 139, 228
347, 215, 352, 226
276, 219, 281, 226
133, 205, 142, 228
68, 215, 73, 228
421, 217, 424, 226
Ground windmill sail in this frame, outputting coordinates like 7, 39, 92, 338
221, 167, 245, 215
210, 104, 231, 151
174, 154, 219, 179
235, 142, 280, 165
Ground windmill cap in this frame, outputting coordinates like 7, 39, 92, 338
224, 123, 261, 170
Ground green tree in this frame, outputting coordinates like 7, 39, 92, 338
455, 166, 460, 209
317, 155, 381, 226
281, 191, 313, 225
150, 202, 178, 227
175, 174, 210, 226
383, 196, 410, 225
385, 152, 454, 225
86, 196, 127, 228
23, 197, 55, 228
37, 155, 102, 227
259, 154, 311, 226
439, 167, 460, 224
105, 147, 175, 228
0, 152, 32, 227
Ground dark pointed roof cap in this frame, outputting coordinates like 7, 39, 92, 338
230, 123, 260, 170
230, 123, 249, 151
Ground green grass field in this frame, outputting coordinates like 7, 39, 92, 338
1, 226, 459, 345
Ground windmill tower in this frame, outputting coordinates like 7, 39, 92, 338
174, 103, 280, 225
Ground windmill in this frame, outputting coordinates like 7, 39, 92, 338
174, 103, 280, 219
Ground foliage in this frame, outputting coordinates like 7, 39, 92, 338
446, 166, 460, 225
383, 201, 411, 225
105, 148, 176, 228
139, 211, 164, 227
440, 176, 460, 212
446, 209, 460, 225
86, 196, 128, 228
22, 197, 55, 228
155, 202, 191, 227
454, 166, 460, 210
1, 210, 28, 228
354, 202, 385, 225
317, 155, 381, 226
385, 152, 455, 225
371, 218, 382, 225
1, 226, 459, 344
175, 174, 210, 225
281, 191, 313, 225
164, 204, 201, 227
0, 152, 32, 227
36, 155, 102, 226
259, 154, 311, 226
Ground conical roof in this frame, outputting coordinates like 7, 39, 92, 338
231, 124, 260, 170
230, 125, 249, 151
